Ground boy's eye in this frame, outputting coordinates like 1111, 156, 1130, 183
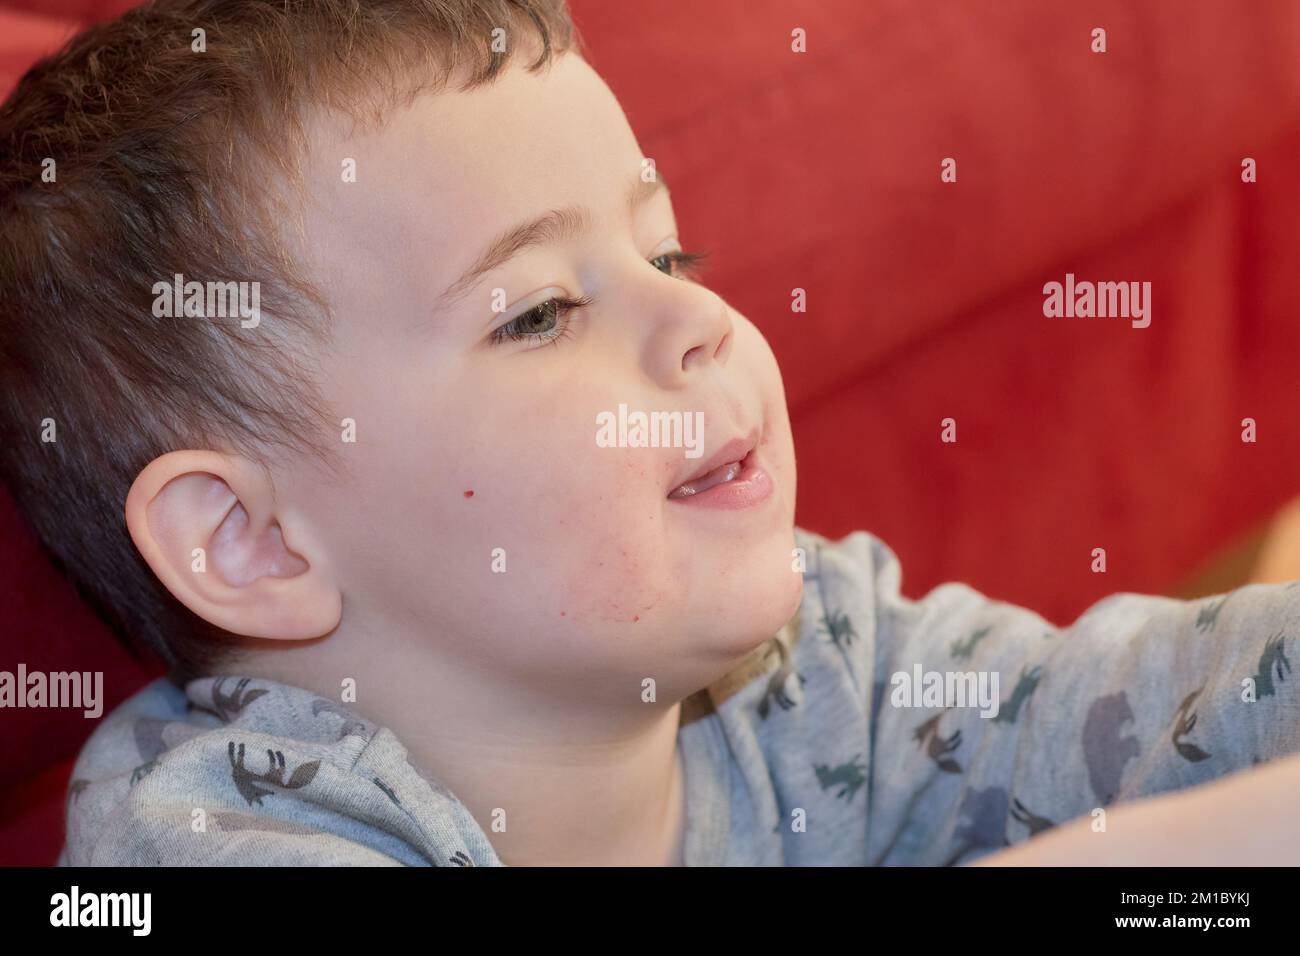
488, 248, 709, 349
490, 295, 591, 347
513, 300, 565, 336
651, 249, 708, 279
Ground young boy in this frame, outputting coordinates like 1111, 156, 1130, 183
2, 0, 1298, 867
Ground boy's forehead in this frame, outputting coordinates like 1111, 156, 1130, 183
296, 54, 641, 285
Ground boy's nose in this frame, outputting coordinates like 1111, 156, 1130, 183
645, 283, 734, 387
682, 324, 733, 373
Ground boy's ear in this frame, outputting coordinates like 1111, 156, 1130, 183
124, 450, 341, 640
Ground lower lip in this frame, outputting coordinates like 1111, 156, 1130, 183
667, 450, 774, 510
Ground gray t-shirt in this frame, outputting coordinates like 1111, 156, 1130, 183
60, 527, 1300, 865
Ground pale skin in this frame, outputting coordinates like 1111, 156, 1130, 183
126, 48, 802, 866
124, 48, 1295, 866
976, 750, 1300, 865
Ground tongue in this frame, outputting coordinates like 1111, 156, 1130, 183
669, 460, 741, 499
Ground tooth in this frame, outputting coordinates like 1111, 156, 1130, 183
669, 461, 741, 499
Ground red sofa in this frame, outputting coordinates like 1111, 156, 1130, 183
4, 0, 1300, 865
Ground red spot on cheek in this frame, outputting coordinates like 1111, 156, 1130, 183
560, 611, 566, 617
463, 490, 475, 498
632, 615, 640, 623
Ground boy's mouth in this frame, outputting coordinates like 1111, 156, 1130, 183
669, 458, 744, 497
667, 434, 773, 509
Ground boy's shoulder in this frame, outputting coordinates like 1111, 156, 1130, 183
62, 675, 499, 866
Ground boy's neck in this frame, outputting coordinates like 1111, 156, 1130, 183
249, 641, 691, 866
401, 699, 689, 866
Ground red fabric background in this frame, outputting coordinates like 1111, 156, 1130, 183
3, 0, 1299, 864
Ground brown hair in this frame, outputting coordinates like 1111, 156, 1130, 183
0, 0, 580, 685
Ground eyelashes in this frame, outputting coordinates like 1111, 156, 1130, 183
489, 248, 710, 349
653, 248, 709, 279
490, 294, 593, 347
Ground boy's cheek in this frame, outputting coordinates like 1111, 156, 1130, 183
550, 516, 678, 626
737, 315, 789, 409
381, 436, 667, 601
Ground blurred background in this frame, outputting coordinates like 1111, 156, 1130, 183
4, 0, 1300, 863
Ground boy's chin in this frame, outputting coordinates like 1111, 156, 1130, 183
702, 548, 805, 660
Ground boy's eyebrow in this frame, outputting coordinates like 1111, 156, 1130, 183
436, 174, 670, 309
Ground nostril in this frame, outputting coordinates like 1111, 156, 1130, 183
681, 344, 705, 372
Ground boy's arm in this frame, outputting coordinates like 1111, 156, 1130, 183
974, 749, 1300, 865
822, 532, 1300, 865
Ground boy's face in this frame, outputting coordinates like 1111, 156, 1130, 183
284, 51, 801, 698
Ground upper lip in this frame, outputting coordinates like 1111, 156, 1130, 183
667, 432, 758, 496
